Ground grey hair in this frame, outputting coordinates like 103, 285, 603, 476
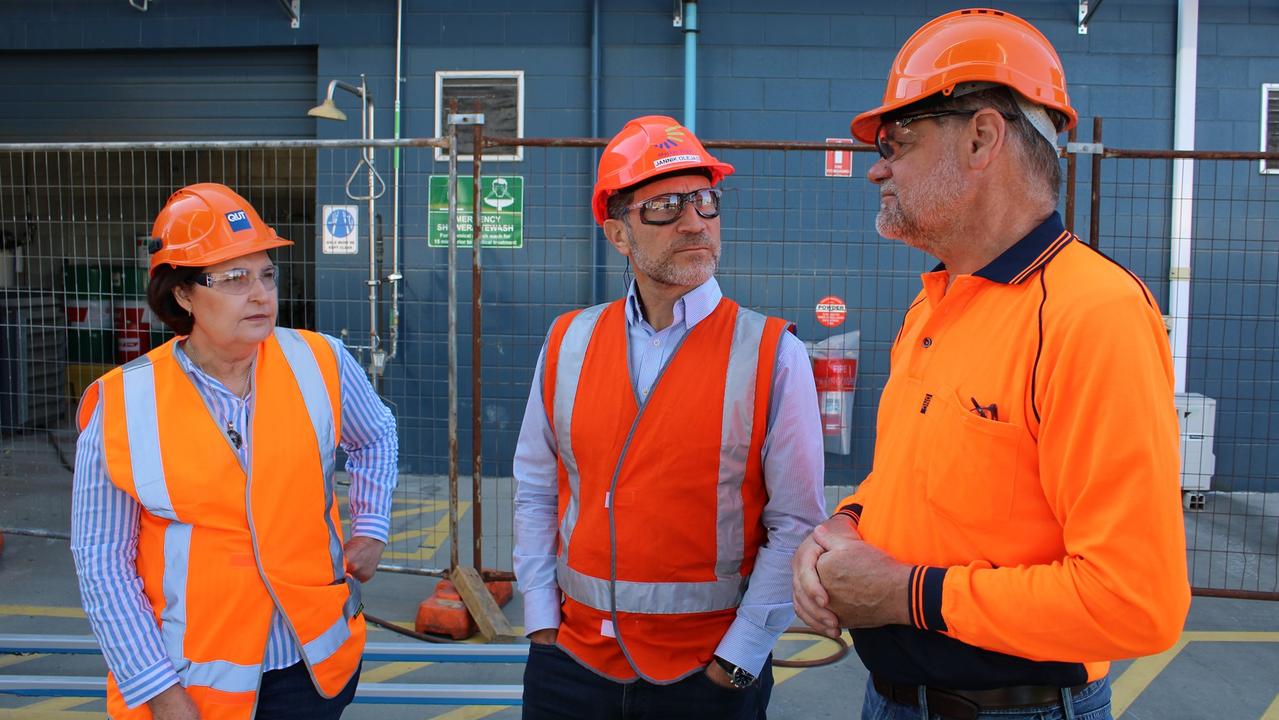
913, 87, 1064, 205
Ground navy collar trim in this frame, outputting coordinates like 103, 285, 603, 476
973, 211, 1075, 285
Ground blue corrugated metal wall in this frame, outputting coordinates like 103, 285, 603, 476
3, 0, 1277, 489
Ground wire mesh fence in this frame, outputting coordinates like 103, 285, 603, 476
0, 132, 1275, 599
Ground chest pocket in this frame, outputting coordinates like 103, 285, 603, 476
914, 384, 1023, 527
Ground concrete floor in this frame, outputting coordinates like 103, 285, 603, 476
2, 433, 1278, 719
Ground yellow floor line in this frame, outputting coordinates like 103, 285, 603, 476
0, 699, 100, 720
0, 653, 44, 669
772, 631, 852, 686
361, 660, 433, 683
428, 707, 509, 720
1182, 631, 1279, 642
1112, 639, 1188, 718
0, 605, 84, 619
1260, 692, 1279, 720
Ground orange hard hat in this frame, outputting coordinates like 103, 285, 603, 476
148, 183, 292, 275
850, 8, 1077, 144
591, 115, 734, 226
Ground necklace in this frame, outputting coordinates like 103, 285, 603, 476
184, 342, 254, 399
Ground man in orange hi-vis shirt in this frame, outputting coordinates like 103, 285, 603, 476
792, 9, 1190, 720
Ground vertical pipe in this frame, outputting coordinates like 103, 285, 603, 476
1089, 117, 1102, 250
1064, 125, 1078, 235
471, 104, 485, 573
683, 0, 698, 133
387, 0, 404, 361
1168, 0, 1199, 394
362, 75, 381, 391
447, 100, 460, 572
591, 0, 604, 305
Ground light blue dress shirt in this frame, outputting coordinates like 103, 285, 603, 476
513, 277, 826, 678
70, 334, 397, 708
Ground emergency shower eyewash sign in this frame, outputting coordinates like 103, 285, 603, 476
427, 175, 524, 249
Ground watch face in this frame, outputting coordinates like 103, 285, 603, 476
730, 667, 755, 688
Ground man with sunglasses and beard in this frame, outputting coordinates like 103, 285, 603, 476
791, 10, 1189, 720
513, 115, 825, 719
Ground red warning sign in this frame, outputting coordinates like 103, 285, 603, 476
816, 296, 846, 327
825, 138, 854, 177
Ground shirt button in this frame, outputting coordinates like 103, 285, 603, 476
652, 339, 660, 347
922, 337, 933, 348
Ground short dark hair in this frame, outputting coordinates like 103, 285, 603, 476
147, 264, 201, 335
604, 168, 715, 222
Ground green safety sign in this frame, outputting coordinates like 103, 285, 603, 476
427, 175, 524, 249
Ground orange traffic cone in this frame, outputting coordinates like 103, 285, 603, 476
415, 580, 477, 640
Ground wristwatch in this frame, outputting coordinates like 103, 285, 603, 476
713, 656, 757, 689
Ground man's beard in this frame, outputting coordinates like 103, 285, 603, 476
875, 148, 966, 258
626, 227, 720, 287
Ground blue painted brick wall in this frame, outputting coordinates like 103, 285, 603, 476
2, 0, 1277, 489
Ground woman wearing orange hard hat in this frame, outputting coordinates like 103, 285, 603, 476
70, 182, 398, 720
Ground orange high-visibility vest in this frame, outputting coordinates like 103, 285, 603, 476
78, 328, 365, 720
542, 297, 788, 683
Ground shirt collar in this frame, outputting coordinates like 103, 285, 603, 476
971, 211, 1074, 284
625, 276, 722, 330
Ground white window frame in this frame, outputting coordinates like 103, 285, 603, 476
434, 70, 524, 163
1261, 83, 1279, 175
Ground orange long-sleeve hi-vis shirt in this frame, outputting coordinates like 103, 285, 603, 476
839, 212, 1190, 690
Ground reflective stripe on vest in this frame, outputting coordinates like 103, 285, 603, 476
551, 302, 608, 553
275, 328, 344, 582
120, 356, 177, 521
551, 304, 769, 614
115, 328, 346, 693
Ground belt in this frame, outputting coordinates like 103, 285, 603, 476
871, 675, 1087, 720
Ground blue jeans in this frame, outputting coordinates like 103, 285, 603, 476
522, 641, 774, 720
253, 660, 361, 719
861, 675, 1112, 720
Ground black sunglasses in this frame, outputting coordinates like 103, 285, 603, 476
875, 108, 1019, 161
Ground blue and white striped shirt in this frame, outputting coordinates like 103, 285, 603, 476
70, 334, 397, 708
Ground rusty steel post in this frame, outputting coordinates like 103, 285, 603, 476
1089, 117, 1102, 250
471, 102, 484, 573
1064, 125, 1078, 235
447, 98, 460, 572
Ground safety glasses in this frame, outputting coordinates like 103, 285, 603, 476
194, 266, 279, 295
623, 188, 722, 226
874, 110, 979, 161
875, 108, 1022, 161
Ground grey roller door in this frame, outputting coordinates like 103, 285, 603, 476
0, 47, 316, 140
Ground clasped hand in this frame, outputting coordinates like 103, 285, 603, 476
791, 516, 911, 637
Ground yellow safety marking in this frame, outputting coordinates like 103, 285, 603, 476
0, 605, 84, 619
1181, 631, 1279, 642
0, 697, 100, 719
773, 631, 852, 686
0, 653, 44, 668
361, 660, 432, 683
383, 502, 470, 560
429, 707, 509, 720
1260, 692, 1279, 720
1112, 639, 1188, 717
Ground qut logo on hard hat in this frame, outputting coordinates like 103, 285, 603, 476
225, 210, 252, 232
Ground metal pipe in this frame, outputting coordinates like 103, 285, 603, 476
1088, 117, 1102, 250
387, 0, 404, 362
591, 0, 604, 306
360, 75, 383, 391
1064, 125, 1078, 235
683, 0, 699, 133
447, 99, 460, 572
1168, 0, 1199, 394
472, 105, 485, 573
